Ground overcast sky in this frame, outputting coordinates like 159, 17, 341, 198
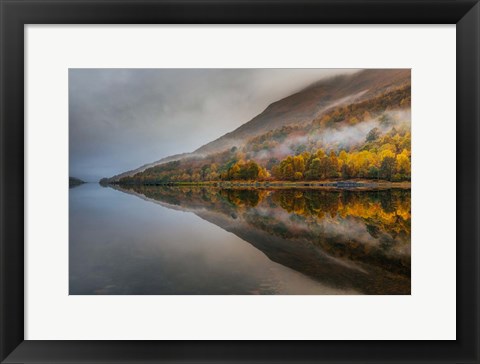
69, 69, 357, 181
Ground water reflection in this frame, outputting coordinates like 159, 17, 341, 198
71, 184, 356, 295
116, 185, 411, 294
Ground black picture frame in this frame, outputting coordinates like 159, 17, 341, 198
1, 0, 479, 363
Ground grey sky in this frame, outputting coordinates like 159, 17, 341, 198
69, 69, 356, 181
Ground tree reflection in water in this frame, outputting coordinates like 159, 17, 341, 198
118, 185, 411, 295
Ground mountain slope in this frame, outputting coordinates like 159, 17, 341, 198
105, 69, 410, 182
101, 152, 190, 184
193, 69, 410, 155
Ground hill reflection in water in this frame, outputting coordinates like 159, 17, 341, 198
117, 185, 411, 295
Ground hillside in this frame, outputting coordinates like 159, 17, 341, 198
105, 69, 411, 184
194, 69, 410, 155
101, 152, 190, 184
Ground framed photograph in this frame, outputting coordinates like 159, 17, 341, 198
1, 0, 478, 363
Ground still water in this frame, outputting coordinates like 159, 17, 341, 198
69, 183, 411, 295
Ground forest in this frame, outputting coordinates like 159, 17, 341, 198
117, 126, 410, 184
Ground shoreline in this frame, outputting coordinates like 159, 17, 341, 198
110, 179, 411, 190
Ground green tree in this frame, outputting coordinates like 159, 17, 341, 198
366, 127, 380, 142
380, 156, 396, 180
306, 158, 321, 180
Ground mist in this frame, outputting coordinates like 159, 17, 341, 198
69, 68, 359, 181
249, 109, 411, 162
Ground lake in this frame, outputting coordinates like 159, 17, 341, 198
69, 183, 411, 295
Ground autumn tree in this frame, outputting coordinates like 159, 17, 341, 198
284, 164, 294, 180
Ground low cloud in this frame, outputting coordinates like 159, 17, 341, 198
69, 69, 359, 181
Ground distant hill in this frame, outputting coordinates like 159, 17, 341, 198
101, 153, 190, 184
104, 69, 411, 183
69, 177, 85, 188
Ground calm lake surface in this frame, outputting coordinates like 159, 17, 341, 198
69, 183, 411, 295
